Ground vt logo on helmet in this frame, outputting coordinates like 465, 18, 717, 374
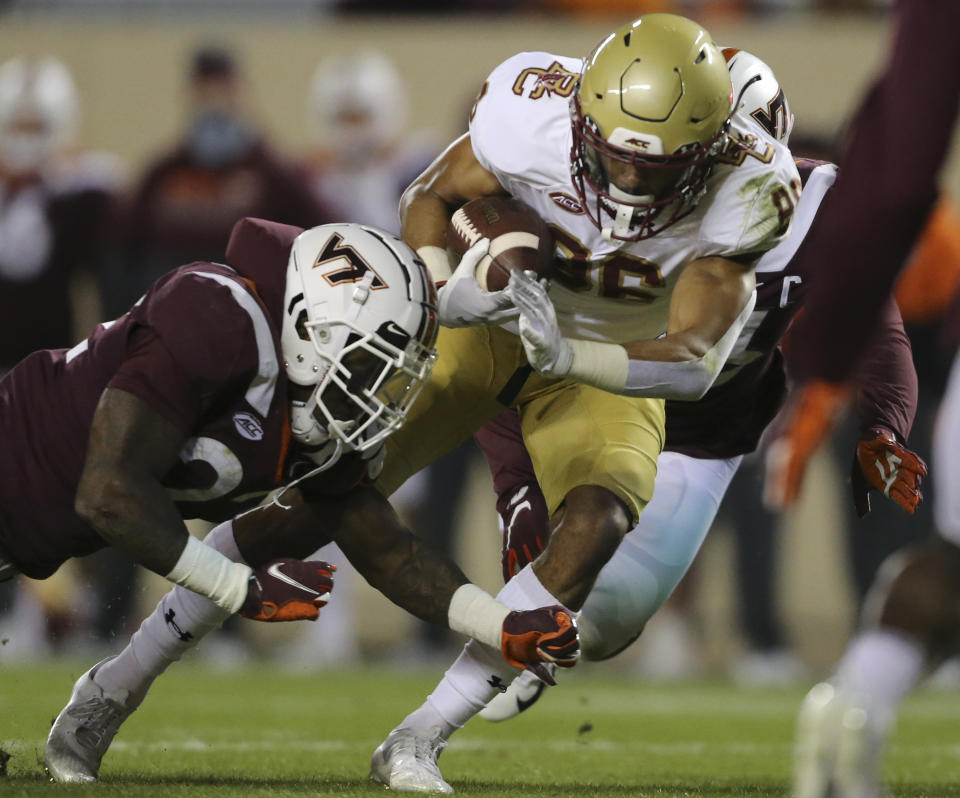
570, 13, 734, 242
281, 222, 438, 472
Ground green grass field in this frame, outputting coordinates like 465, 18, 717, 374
3, 661, 960, 797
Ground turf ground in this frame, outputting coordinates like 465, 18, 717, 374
3, 661, 960, 797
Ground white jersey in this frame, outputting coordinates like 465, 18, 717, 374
469, 50, 801, 345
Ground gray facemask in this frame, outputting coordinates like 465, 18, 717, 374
187, 109, 253, 169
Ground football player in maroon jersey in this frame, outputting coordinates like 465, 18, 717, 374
0, 216, 580, 782
733, 2, 960, 794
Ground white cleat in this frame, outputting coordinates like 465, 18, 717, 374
478, 667, 551, 722
45, 657, 141, 783
794, 682, 885, 798
370, 726, 453, 794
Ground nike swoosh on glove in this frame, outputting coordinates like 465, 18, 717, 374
437, 238, 518, 328
507, 269, 572, 377
240, 558, 335, 622
500, 605, 580, 684
852, 428, 928, 517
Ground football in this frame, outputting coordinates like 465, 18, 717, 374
447, 196, 554, 292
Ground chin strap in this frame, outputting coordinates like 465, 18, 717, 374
270, 437, 345, 510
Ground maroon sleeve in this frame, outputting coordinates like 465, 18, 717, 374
112, 268, 260, 427
108, 327, 201, 433
787, 0, 960, 383
474, 409, 551, 582
849, 297, 918, 442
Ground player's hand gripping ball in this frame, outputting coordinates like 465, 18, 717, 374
447, 196, 555, 291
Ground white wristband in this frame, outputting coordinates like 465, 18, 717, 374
566, 338, 630, 391
417, 245, 453, 284
165, 536, 253, 614
447, 583, 511, 650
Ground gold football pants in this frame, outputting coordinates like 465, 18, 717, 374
377, 325, 664, 522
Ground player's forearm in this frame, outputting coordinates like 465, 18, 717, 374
366, 532, 472, 626
400, 182, 453, 250
562, 291, 756, 400
75, 464, 191, 574
850, 297, 918, 441
334, 493, 468, 625
399, 185, 455, 284
75, 467, 251, 612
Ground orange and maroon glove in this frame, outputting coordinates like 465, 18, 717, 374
240, 558, 335, 622
764, 380, 852, 510
499, 483, 550, 582
851, 428, 928, 517
500, 605, 580, 684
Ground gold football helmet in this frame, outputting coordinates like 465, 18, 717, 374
571, 14, 734, 242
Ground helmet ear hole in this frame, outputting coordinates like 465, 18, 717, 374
294, 310, 310, 342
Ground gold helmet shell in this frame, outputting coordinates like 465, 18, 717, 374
571, 14, 734, 241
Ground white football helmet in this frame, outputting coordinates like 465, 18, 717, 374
0, 56, 79, 174
725, 48, 794, 144
282, 222, 437, 467
307, 50, 408, 165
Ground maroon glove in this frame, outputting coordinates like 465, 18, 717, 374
852, 428, 928, 517
499, 482, 551, 582
500, 605, 580, 684
240, 558, 335, 622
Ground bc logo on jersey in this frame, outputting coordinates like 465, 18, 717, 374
512, 61, 579, 99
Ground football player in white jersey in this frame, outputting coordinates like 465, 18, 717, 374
368, 13, 799, 793
475, 154, 924, 722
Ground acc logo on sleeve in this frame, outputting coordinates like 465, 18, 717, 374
233, 411, 264, 441
549, 192, 585, 214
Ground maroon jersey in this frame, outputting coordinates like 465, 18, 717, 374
787, 0, 960, 382
0, 217, 305, 578
0, 162, 116, 367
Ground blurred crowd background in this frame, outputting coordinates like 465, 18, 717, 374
1, 0, 959, 688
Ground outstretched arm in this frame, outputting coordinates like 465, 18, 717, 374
233, 485, 579, 676
77, 388, 331, 621
510, 255, 756, 400
833, 298, 925, 516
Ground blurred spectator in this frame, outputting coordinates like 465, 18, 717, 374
0, 55, 128, 657
0, 56, 117, 371
302, 49, 437, 232
101, 44, 330, 319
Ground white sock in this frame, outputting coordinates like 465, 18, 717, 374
399, 565, 564, 738
835, 629, 926, 730
95, 521, 245, 700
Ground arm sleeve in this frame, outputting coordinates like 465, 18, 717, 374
787, 0, 960, 382
110, 270, 258, 428
108, 326, 202, 433
849, 297, 918, 442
